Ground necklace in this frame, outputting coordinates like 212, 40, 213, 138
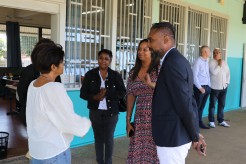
40, 74, 52, 81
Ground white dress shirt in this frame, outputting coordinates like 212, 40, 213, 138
192, 57, 211, 89
160, 47, 175, 66
209, 59, 230, 90
26, 81, 91, 159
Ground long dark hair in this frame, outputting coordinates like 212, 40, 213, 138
131, 39, 160, 81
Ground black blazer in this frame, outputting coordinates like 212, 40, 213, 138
152, 48, 200, 147
80, 67, 126, 115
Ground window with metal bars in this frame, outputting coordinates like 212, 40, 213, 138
210, 15, 227, 59
116, 0, 152, 81
159, 1, 228, 64
0, 24, 7, 67
159, 0, 186, 55
187, 9, 209, 64
65, 0, 112, 88
0, 25, 51, 67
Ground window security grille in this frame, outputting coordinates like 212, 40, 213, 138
20, 26, 39, 67
0, 24, 7, 67
116, 0, 152, 81
187, 8, 209, 64
65, 0, 112, 88
42, 28, 51, 39
159, 0, 186, 55
210, 15, 227, 59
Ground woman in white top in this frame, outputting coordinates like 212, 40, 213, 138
26, 42, 91, 164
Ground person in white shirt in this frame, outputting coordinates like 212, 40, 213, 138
208, 49, 230, 128
192, 45, 211, 129
26, 42, 91, 164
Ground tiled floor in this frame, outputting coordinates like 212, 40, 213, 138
0, 96, 28, 159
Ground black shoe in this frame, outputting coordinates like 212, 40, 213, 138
199, 121, 210, 129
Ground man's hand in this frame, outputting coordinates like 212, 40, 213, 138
218, 59, 224, 66
192, 133, 207, 156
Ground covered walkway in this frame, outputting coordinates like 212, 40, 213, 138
1, 109, 246, 164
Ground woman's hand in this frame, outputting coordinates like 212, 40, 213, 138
126, 122, 134, 137
144, 73, 156, 89
93, 88, 106, 101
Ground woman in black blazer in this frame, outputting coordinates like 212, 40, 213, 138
80, 49, 126, 164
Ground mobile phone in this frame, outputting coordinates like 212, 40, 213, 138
200, 144, 204, 153
128, 122, 134, 137
128, 129, 134, 137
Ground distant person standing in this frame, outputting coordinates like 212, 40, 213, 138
193, 45, 211, 129
208, 49, 230, 128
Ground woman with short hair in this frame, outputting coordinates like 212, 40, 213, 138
26, 42, 91, 164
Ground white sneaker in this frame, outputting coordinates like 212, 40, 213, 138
219, 121, 230, 127
209, 122, 216, 128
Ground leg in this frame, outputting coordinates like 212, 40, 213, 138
193, 86, 204, 121
31, 148, 71, 164
208, 89, 219, 122
199, 86, 211, 120
157, 142, 191, 164
90, 110, 105, 164
217, 88, 227, 123
104, 114, 118, 164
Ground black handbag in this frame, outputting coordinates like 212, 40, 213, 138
118, 95, 127, 112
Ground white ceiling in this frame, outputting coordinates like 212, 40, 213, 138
0, 6, 51, 28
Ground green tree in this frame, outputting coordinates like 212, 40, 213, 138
0, 38, 6, 58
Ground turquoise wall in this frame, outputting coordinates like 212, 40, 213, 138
67, 91, 127, 147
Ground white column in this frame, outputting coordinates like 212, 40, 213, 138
110, 0, 118, 70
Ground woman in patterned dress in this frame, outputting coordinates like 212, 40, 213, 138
126, 39, 160, 164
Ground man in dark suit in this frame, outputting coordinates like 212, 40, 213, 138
148, 22, 206, 163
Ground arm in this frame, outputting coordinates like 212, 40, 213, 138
44, 84, 91, 137
209, 60, 221, 75
126, 71, 136, 136
166, 62, 199, 142
192, 59, 202, 89
225, 62, 230, 85
80, 72, 96, 101
166, 62, 206, 155
126, 94, 136, 136
144, 73, 156, 89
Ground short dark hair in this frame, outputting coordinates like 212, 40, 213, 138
98, 49, 113, 58
151, 22, 175, 39
32, 43, 64, 74
31, 38, 55, 63
200, 45, 209, 55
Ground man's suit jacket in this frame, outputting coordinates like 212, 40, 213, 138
152, 48, 200, 147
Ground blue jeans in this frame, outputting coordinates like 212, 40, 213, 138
193, 85, 211, 122
208, 88, 227, 123
31, 148, 71, 164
